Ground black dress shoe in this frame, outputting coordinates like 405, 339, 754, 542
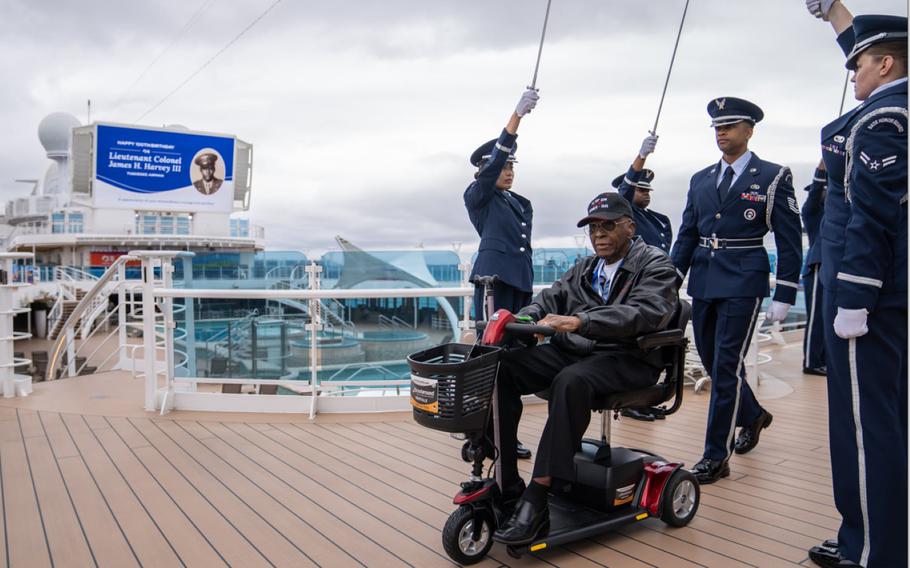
620, 408, 657, 421
516, 441, 532, 460
492, 499, 549, 546
803, 366, 827, 376
691, 458, 729, 485
734, 409, 773, 455
808, 539, 862, 567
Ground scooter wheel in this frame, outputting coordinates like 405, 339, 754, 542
506, 545, 522, 559
660, 468, 700, 527
442, 506, 494, 565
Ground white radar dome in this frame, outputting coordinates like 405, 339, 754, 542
38, 112, 81, 158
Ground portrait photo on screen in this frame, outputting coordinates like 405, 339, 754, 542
191, 148, 226, 195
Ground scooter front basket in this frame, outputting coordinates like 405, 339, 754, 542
407, 343, 501, 433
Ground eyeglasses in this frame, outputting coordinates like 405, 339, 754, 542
584, 219, 631, 235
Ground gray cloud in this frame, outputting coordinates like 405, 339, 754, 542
1, 0, 905, 256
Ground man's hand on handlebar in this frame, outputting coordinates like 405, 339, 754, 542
536, 314, 581, 342
537, 314, 581, 332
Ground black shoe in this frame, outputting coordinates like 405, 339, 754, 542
492, 499, 550, 546
691, 458, 729, 485
803, 366, 827, 376
808, 539, 862, 567
734, 409, 773, 455
516, 441, 532, 460
621, 408, 657, 421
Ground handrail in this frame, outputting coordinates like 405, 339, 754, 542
47, 255, 139, 381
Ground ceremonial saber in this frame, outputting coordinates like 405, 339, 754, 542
650, 0, 692, 135
528, 0, 553, 90
838, 69, 851, 115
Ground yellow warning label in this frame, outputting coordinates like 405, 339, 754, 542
410, 398, 438, 414
410, 375, 439, 414
635, 512, 649, 521
530, 543, 547, 552
613, 495, 634, 506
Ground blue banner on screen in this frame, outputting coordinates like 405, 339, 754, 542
94, 124, 235, 212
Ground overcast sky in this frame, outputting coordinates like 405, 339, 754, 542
1, 0, 906, 257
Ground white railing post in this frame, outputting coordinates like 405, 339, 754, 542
305, 261, 322, 420
65, 327, 76, 378
141, 257, 158, 411
117, 262, 128, 369
161, 258, 176, 414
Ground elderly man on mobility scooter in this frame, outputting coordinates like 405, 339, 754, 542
491, 191, 680, 545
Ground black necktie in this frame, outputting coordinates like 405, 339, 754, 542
717, 166, 735, 202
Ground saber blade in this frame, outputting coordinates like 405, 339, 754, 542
651, 0, 692, 135
529, 0, 553, 90
838, 69, 851, 115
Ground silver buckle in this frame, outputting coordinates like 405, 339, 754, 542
711, 236, 720, 250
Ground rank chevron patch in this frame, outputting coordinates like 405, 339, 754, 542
860, 151, 898, 173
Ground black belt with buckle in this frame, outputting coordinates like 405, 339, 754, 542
698, 236, 765, 250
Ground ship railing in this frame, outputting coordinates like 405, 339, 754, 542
47, 255, 145, 380
124, 252, 794, 419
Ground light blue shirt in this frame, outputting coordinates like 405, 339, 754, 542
715, 150, 753, 188
591, 257, 623, 301
869, 77, 908, 98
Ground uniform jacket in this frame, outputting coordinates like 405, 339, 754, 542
801, 167, 827, 272
617, 166, 673, 253
670, 153, 803, 303
518, 237, 678, 356
193, 178, 223, 195
819, 28, 908, 312
464, 129, 534, 292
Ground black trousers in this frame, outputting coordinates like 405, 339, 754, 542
490, 343, 660, 488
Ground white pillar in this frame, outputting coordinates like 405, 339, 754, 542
306, 262, 322, 420
117, 262, 127, 369
141, 257, 158, 411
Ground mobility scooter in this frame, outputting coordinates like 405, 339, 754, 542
407, 276, 700, 564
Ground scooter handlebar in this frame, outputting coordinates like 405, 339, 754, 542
475, 321, 556, 337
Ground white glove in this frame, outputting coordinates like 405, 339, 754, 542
639, 134, 659, 159
834, 307, 869, 339
515, 88, 539, 117
765, 300, 791, 323
806, 0, 839, 20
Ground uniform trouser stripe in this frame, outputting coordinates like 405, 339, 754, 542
724, 298, 762, 459
848, 338, 871, 566
804, 269, 818, 367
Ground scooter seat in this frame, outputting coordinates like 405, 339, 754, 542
590, 387, 668, 412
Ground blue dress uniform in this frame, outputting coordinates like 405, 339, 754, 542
614, 168, 673, 253
816, 16, 907, 568
801, 168, 827, 373
464, 130, 534, 319
671, 98, 803, 467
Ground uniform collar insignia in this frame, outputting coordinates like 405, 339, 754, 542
749, 167, 758, 173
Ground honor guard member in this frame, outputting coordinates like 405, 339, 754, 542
801, 161, 827, 376
670, 97, 803, 484
805, 2, 907, 566
465, 87, 539, 460
613, 134, 673, 253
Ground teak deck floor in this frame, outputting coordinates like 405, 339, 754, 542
0, 335, 834, 567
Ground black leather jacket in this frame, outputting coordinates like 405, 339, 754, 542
519, 237, 678, 356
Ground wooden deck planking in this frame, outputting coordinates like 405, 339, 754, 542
0, 414, 52, 568
0, 334, 840, 567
